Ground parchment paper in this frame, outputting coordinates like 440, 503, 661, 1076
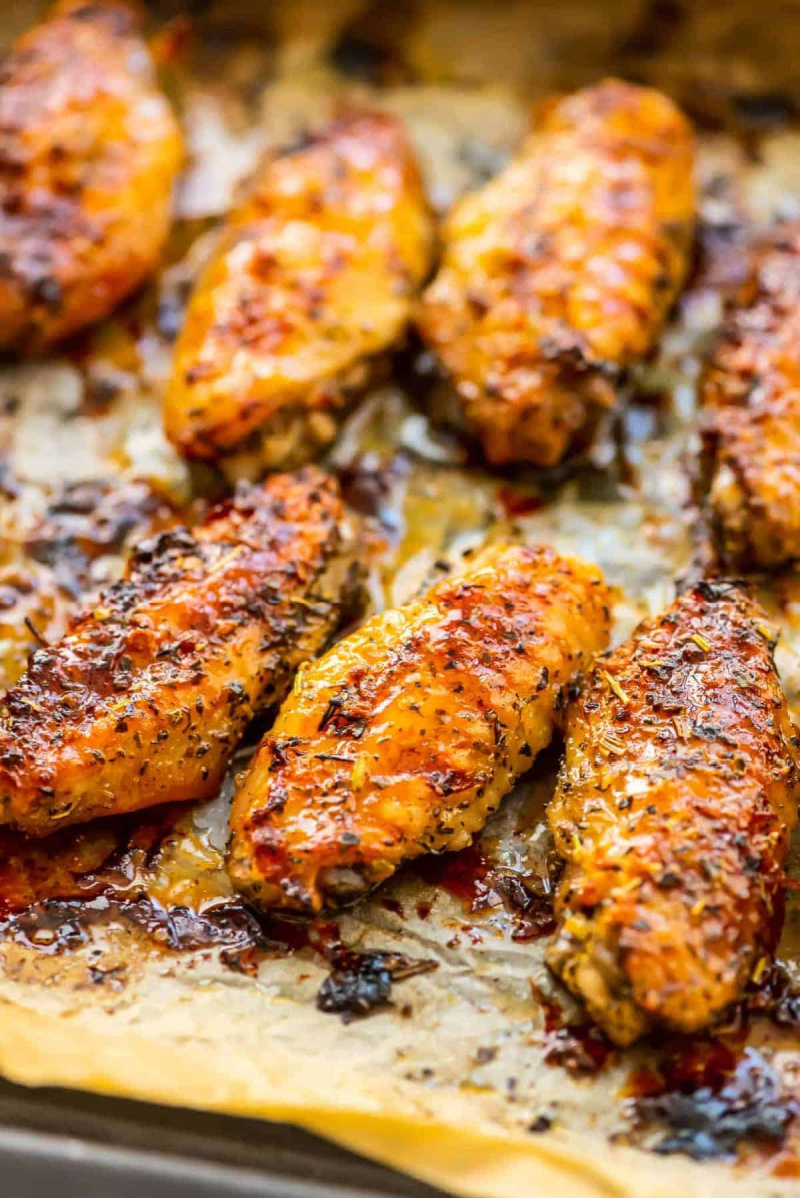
0, 3, 799, 1195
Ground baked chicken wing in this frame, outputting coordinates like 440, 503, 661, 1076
418, 79, 695, 467
0, 0, 182, 353
0, 468, 359, 835
165, 110, 434, 477
228, 543, 611, 913
702, 222, 800, 569
548, 580, 800, 1046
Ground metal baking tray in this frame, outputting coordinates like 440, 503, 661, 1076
0, 1077, 442, 1197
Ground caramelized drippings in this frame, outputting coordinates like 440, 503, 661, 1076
498, 487, 544, 518
536, 990, 615, 1076
414, 842, 493, 908
0, 806, 344, 965
317, 947, 438, 1022
414, 841, 556, 940
625, 1040, 798, 1161
0, 894, 275, 956
747, 959, 800, 1027
0, 807, 183, 916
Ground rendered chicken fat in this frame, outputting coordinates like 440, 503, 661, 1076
548, 580, 800, 1046
228, 542, 611, 914
165, 110, 434, 476
418, 78, 695, 467
0, 0, 182, 353
0, 469, 360, 835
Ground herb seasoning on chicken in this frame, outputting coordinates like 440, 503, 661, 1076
703, 221, 800, 569
548, 580, 800, 1046
0, 468, 360, 834
418, 79, 695, 467
228, 542, 610, 913
165, 110, 434, 477
0, 0, 182, 353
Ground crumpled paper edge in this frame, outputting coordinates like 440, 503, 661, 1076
0, 998, 772, 1198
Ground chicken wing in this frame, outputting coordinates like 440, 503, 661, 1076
0, 468, 360, 835
0, 0, 182, 353
702, 222, 800, 569
164, 110, 434, 477
547, 580, 800, 1046
228, 543, 611, 914
418, 79, 695, 467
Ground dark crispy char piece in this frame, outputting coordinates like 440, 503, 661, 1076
418, 79, 695, 467
164, 110, 434, 478
0, 0, 182, 353
548, 581, 800, 1046
23, 478, 180, 598
228, 543, 611, 914
0, 468, 359, 834
702, 222, 800, 569
0, 478, 180, 691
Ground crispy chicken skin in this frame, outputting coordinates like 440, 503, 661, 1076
548, 581, 800, 1046
0, 0, 182, 354
418, 79, 695, 467
0, 468, 359, 835
228, 543, 611, 914
164, 111, 434, 477
702, 222, 800, 570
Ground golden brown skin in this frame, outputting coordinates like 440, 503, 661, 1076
0, 0, 182, 354
0, 468, 360, 835
702, 222, 800, 570
418, 79, 695, 467
165, 111, 434, 477
228, 543, 611, 914
548, 580, 800, 1046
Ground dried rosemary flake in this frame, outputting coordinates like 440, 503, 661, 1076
751, 955, 770, 984
672, 716, 689, 741
48, 802, 76, 822
599, 732, 626, 756
601, 670, 632, 705
563, 914, 590, 940
292, 661, 311, 696
351, 753, 369, 791
208, 545, 245, 575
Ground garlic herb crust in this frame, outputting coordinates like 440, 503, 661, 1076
165, 109, 434, 477
0, 468, 360, 834
419, 79, 695, 467
228, 542, 611, 913
548, 581, 800, 1046
0, 0, 182, 353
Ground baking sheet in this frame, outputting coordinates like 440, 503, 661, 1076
0, 2, 799, 1196
0, 1077, 447, 1198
